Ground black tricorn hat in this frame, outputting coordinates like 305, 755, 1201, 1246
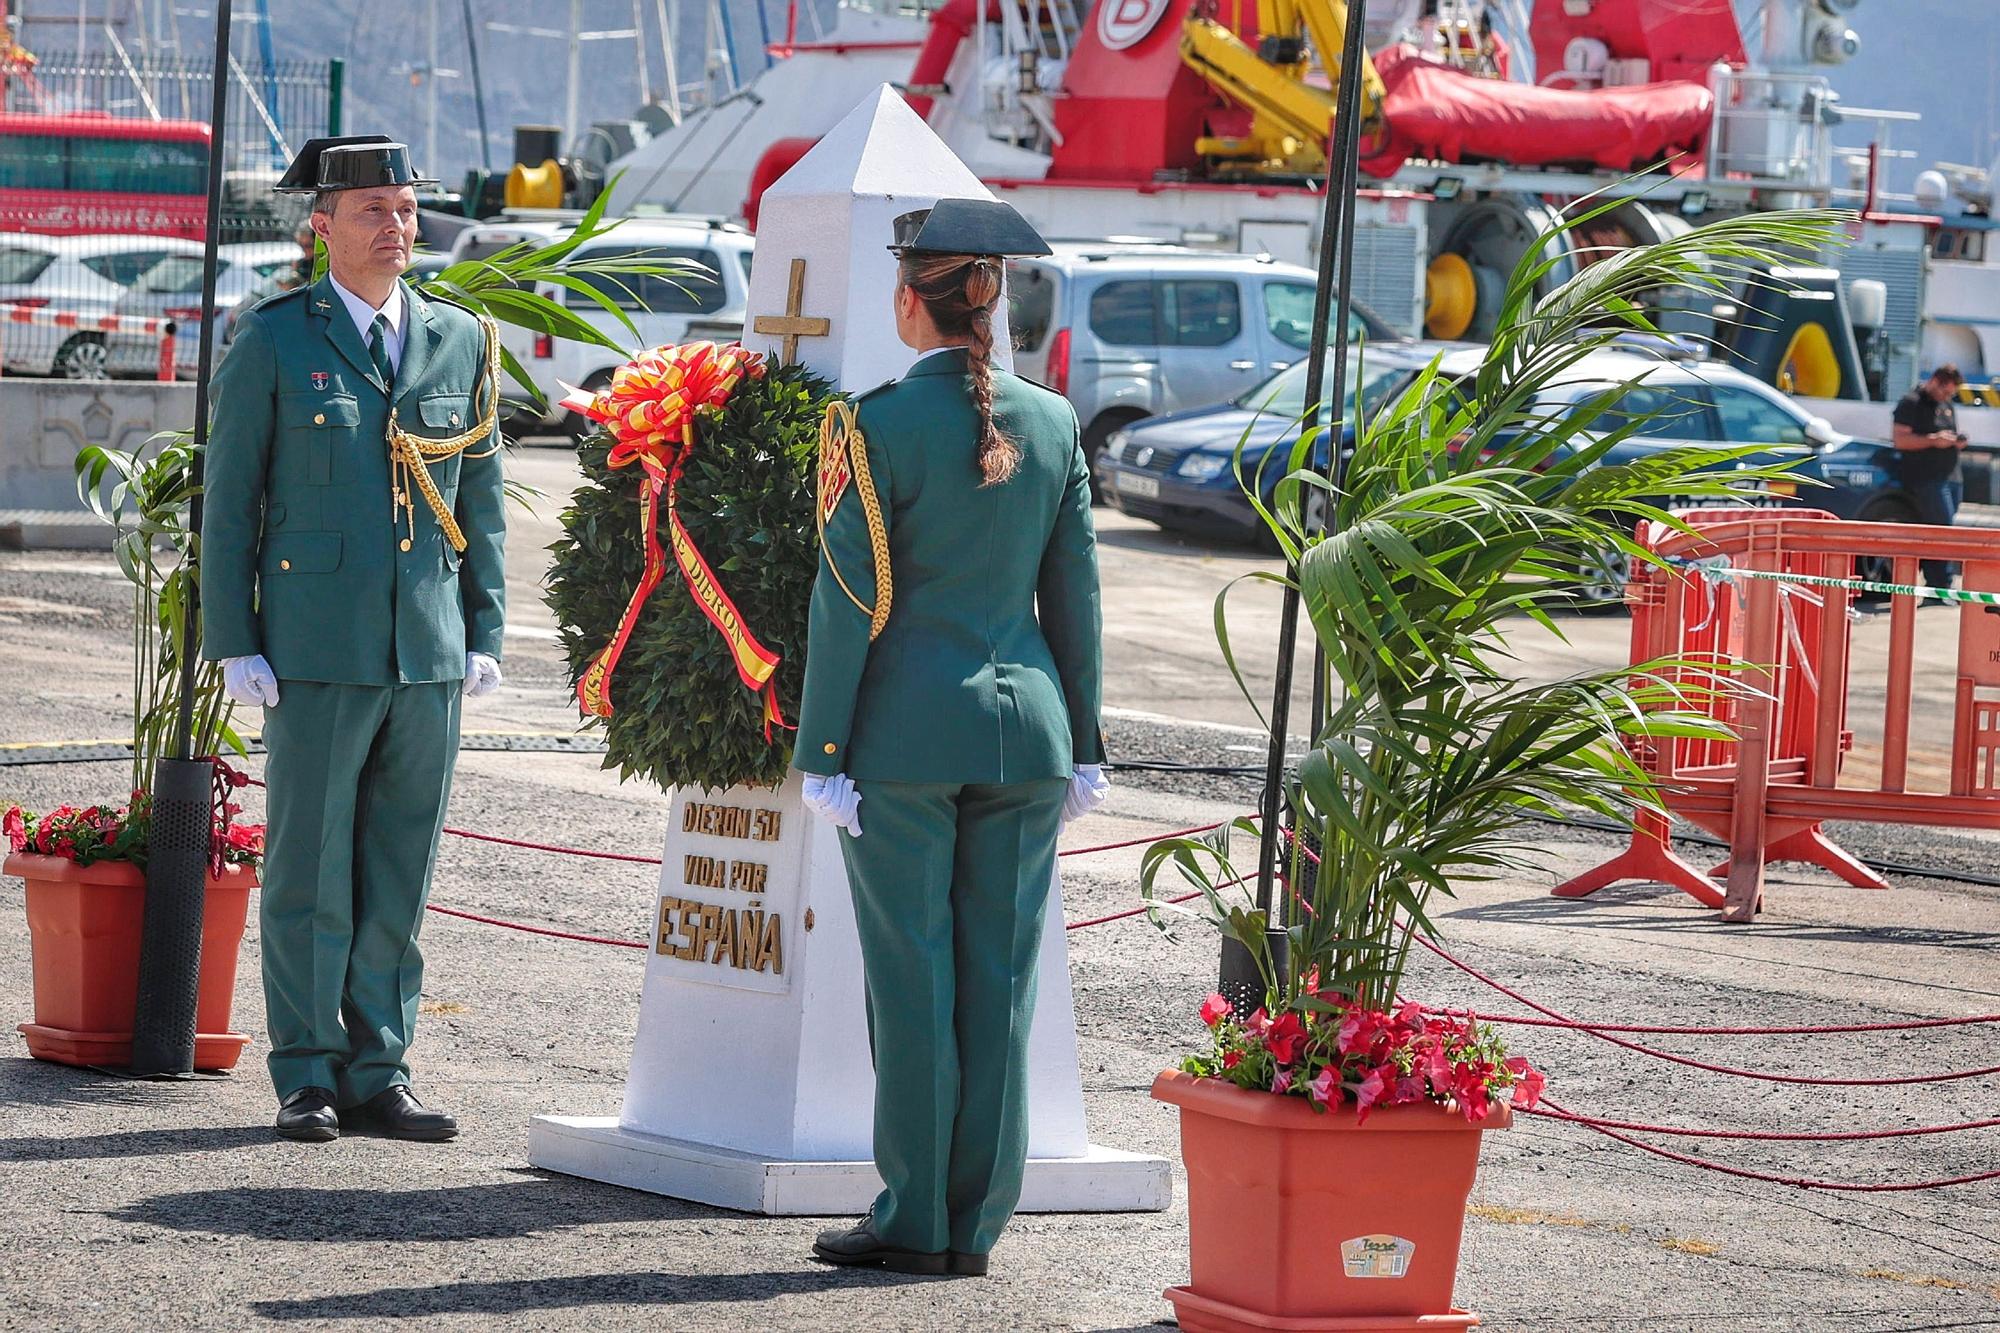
888, 198, 1052, 257
275, 135, 440, 194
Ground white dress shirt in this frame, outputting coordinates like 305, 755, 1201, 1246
327, 273, 406, 375
911, 344, 964, 367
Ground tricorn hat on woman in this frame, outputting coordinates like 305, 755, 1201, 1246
888, 198, 1051, 257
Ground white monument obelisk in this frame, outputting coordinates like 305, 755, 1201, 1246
528, 86, 1171, 1216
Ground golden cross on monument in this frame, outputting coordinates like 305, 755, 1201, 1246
752, 257, 832, 364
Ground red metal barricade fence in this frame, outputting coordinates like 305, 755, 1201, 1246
1554, 508, 2000, 921
0, 304, 177, 381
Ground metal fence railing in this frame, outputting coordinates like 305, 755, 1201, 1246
4, 52, 342, 179
0, 53, 335, 381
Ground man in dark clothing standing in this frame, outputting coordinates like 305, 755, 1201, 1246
1891, 363, 1968, 589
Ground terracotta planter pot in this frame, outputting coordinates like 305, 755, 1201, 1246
6, 852, 255, 1071
1153, 1069, 1511, 1333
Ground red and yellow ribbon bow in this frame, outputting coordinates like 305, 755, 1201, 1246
563, 342, 788, 738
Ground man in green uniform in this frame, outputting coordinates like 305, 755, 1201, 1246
201, 136, 507, 1143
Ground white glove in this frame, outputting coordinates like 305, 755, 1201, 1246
463, 652, 503, 699
801, 772, 864, 838
1062, 763, 1110, 825
221, 654, 280, 707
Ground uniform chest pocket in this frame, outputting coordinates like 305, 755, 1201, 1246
418, 393, 474, 434
277, 393, 362, 485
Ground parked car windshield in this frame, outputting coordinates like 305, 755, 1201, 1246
79, 249, 178, 286
563, 245, 725, 315
0, 247, 54, 284
1007, 263, 1056, 351
135, 254, 232, 294
1263, 280, 1395, 349
1233, 357, 1410, 423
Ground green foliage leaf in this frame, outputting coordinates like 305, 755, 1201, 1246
544, 364, 836, 791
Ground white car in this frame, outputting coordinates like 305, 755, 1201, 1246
449, 213, 755, 436
0, 232, 205, 377
106, 241, 303, 378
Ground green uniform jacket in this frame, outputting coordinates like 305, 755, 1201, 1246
797, 349, 1104, 784
200, 276, 507, 685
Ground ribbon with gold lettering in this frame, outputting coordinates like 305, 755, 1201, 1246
563, 342, 787, 737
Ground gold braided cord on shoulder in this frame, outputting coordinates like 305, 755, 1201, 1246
385, 314, 504, 553
817, 400, 892, 642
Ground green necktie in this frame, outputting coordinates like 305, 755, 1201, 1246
367, 312, 394, 387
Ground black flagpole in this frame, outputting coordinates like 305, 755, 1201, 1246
1225, 0, 1371, 1009
130, 0, 234, 1076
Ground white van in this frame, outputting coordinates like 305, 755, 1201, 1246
448, 214, 755, 436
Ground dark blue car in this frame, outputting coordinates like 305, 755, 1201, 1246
1100, 344, 1864, 594
1094, 347, 1436, 548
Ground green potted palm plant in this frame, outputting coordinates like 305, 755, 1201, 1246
4, 197, 696, 1070
5, 432, 261, 1069
1140, 205, 1840, 1332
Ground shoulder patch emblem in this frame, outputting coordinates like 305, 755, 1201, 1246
818, 427, 853, 523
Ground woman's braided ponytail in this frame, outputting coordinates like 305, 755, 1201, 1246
899, 251, 1020, 487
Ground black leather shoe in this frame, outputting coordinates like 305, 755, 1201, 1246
811, 1218, 948, 1275
340, 1086, 459, 1141
275, 1087, 339, 1142
947, 1251, 989, 1277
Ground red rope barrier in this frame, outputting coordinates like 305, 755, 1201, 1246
1063, 875, 1249, 931
1059, 817, 1247, 857
1520, 1103, 2000, 1143
1446, 1009, 2000, 1035
1531, 1096, 2000, 1192
440, 826, 664, 865
1417, 936, 2000, 1086
424, 903, 647, 949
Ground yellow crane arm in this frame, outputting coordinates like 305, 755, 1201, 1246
1181, 17, 1335, 148
1292, 0, 1385, 124
1178, 0, 1386, 167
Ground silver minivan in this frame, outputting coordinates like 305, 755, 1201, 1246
1007, 243, 1398, 491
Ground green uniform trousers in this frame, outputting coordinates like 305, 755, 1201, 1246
260, 680, 461, 1105
839, 776, 1068, 1257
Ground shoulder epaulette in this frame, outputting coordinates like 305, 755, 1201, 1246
1006, 368, 1065, 398
412, 289, 481, 323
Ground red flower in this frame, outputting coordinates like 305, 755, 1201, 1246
1221, 1049, 1242, 1069
1244, 1008, 1272, 1038
1199, 993, 1233, 1027
1354, 1066, 1389, 1122
1307, 1067, 1340, 1107
2, 806, 25, 853
1337, 1008, 1378, 1056
1505, 1057, 1545, 1110
1264, 1011, 1306, 1064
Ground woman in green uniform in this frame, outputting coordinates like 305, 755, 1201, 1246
796, 198, 1109, 1277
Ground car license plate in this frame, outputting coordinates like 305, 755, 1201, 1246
1119, 473, 1160, 500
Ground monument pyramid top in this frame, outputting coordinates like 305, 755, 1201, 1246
742, 84, 1013, 393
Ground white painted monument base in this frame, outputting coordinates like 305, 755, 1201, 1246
528, 1116, 1172, 1216
529, 87, 1171, 1219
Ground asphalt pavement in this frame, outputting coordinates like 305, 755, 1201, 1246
0, 441, 1995, 1332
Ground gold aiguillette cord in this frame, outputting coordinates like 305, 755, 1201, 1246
385, 315, 503, 553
